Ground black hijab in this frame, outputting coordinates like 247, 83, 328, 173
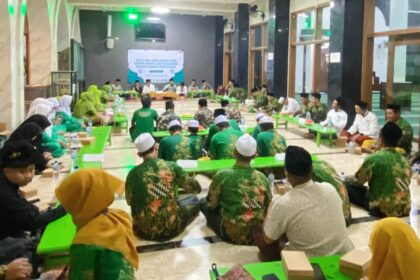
23, 115, 51, 130
9, 122, 43, 148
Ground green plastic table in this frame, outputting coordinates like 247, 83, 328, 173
209, 255, 351, 280
272, 114, 337, 147
113, 114, 128, 132
180, 115, 194, 121
184, 155, 318, 173
152, 129, 209, 138
37, 126, 111, 268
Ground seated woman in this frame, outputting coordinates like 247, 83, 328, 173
74, 92, 104, 125
0, 140, 66, 240
26, 98, 55, 121
369, 218, 420, 280
55, 169, 138, 279
88, 85, 107, 111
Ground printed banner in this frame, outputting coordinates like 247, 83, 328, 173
127, 49, 184, 84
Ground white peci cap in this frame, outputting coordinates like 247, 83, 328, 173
187, 120, 199, 128
259, 116, 273, 124
215, 115, 228, 125
134, 133, 155, 153
256, 112, 266, 121
279, 97, 285, 104
235, 134, 257, 157
168, 119, 182, 129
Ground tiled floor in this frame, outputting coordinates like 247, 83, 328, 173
38, 99, 420, 279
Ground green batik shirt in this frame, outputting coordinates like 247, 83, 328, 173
194, 107, 214, 128
131, 107, 158, 141
69, 244, 134, 280
225, 106, 242, 123
397, 117, 413, 155
204, 120, 241, 150
207, 166, 272, 245
156, 110, 177, 131
265, 98, 282, 113
354, 148, 411, 217
308, 103, 328, 123
125, 158, 186, 241
209, 128, 244, 159
255, 93, 268, 109
256, 130, 287, 157
189, 134, 203, 160
299, 102, 311, 118
312, 161, 352, 224
252, 125, 261, 139
158, 133, 192, 162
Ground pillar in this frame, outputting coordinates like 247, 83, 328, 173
233, 3, 249, 89
214, 16, 224, 88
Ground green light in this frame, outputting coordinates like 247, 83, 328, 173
21, 0, 27, 16
128, 13, 138, 21
8, 0, 14, 15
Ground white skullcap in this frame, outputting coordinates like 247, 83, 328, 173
279, 97, 285, 104
215, 115, 228, 125
134, 133, 155, 153
187, 120, 199, 128
256, 112, 266, 121
168, 119, 182, 129
235, 134, 257, 157
259, 116, 273, 124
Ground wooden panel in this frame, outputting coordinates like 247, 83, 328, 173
288, 12, 297, 97
369, 27, 420, 38
385, 41, 395, 105
313, 44, 321, 92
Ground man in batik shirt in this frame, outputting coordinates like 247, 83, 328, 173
298, 93, 310, 118
221, 99, 241, 123
156, 100, 179, 131
209, 115, 243, 160
256, 117, 287, 157
158, 120, 191, 162
308, 93, 327, 123
200, 135, 272, 245
264, 93, 282, 114
126, 133, 199, 241
386, 104, 413, 155
194, 98, 214, 128
187, 120, 203, 160
345, 122, 411, 217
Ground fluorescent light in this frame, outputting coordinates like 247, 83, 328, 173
151, 7, 170, 14
128, 13, 138, 20
147, 17, 161, 21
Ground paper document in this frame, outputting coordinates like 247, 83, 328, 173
82, 154, 105, 162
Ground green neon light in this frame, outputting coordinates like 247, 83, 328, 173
128, 13, 138, 20
8, 0, 14, 16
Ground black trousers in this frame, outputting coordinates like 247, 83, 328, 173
345, 183, 385, 217
199, 198, 232, 243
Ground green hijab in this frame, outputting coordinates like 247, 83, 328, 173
74, 92, 98, 118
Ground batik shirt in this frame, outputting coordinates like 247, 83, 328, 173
158, 133, 192, 162
308, 103, 328, 123
125, 158, 186, 241
353, 148, 411, 217
225, 106, 242, 123
397, 117, 413, 155
299, 101, 311, 118
256, 130, 287, 157
156, 110, 177, 131
255, 93, 268, 109
209, 128, 244, 159
207, 166, 272, 245
204, 120, 241, 150
194, 107, 214, 128
264, 98, 282, 113
312, 161, 352, 224
189, 134, 203, 160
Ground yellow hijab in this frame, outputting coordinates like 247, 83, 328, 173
369, 218, 420, 280
55, 169, 139, 269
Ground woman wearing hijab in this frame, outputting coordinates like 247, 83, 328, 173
87, 85, 106, 111
369, 218, 420, 280
56, 95, 84, 132
8, 122, 49, 172
23, 115, 66, 158
55, 169, 139, 279
74, 92, 104, 125
26, 98, 55, 121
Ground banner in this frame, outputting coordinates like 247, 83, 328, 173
127, 49, 184, 84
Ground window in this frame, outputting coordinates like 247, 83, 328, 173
249, 22, 268, 90
223, 32, 234, 85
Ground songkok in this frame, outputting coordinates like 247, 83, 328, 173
285, 146, 312, 176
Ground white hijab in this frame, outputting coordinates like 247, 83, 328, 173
27, 98, 55, 120
58, 95, 73, 116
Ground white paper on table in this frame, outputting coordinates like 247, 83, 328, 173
275, 153, 285, 161
176, 160, 198, 169
82, 154, 105, 162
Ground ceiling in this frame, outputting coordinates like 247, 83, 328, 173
68, 0, 255, 16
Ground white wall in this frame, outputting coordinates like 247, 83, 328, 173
290, 0, 329, 12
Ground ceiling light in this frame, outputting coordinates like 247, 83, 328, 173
147, 17, 161, 21
128, 13, 138, 20
151, 7, 170, 14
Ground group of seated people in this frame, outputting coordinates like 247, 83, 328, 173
0, 91, 419, 279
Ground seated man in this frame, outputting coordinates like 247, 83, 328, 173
201, 80, 213, 91
320, 97, 348, 134
254, 86, 268, 110
158, 120, 191, 162
254, 146, 354, 261
187, 120, 203, 160
126, 133, 199, 241
163, 79, 177, 93
221, 99, 241, 123
188, 79, 199, 92
204, 109, 241, 150
298, 93, 310, 118
176, 82, 188, 96
200, 135, 272, 245
142, 79, 156, 94
347, 101, 378, 146
130, 95, 158, 141
386, 104, 413, 155
308, 92, 327, 123
264, 92, 282, 114
156, 100, 178, 131
279, 97, 300, 115
209, 115, 244, 159
252, 112, 266, 139
194, 98, 214, 128
345, 122, 411, 217
256, 117, 287, 157
111, 78, 123, 92
0, 140, 66, 240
